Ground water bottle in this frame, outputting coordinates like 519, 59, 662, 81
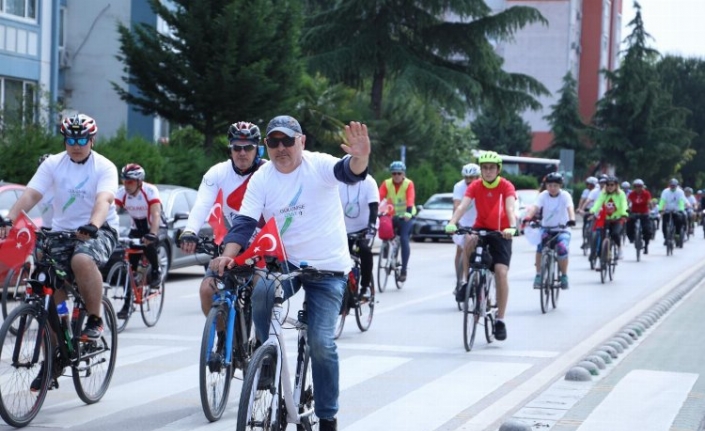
135, 260, 149, 285
57, 301, 71, 341
475, 246, 483, 264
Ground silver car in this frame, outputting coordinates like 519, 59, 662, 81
411, 193, 454, 242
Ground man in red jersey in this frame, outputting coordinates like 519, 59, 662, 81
626, 178, 652, 254
446, 151, 517, 341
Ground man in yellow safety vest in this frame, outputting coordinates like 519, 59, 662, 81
379, 161, 416, 282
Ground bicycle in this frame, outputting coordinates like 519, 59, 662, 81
664, 211, 676, 256
103, 237, 165, 332
454, 228, 497, 352
335, 231, 375, 339
197, 236, 258, 422
236, 261, 330, 431
376, 233, 403, 292
0, 229, 118, 427
536, 225, 566, 314
598, 222, 620, 284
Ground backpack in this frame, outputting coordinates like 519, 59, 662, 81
378, 214, 395, 240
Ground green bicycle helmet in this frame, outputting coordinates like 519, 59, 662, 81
477, 151, 502, 167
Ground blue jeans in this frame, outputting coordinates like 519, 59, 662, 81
393, 216, 413, 272
251, 267, 346, 420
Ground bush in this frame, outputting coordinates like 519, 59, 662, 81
94, 127, 165, 183
504, 174, 539, 190
0, 123, 57, 184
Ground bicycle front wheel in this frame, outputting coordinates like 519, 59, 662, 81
600, 239, 609, 284
355, 277, 375, 332
463, 271, 481, 352
393, 244, 404, 290
103, 261, 131, 333
550, 259, 560, 309
334, 287, 350, 340
609, 242, 618, 280
0, 304, 51, 428
376, 242, 389, 293
140, 279, 165, 328
539, 254, 551, 314
72, 295, 118, 404
2, 264, 30, 336
236, 343, 281, 431
199, 304, 233, 422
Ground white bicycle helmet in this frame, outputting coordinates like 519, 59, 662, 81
461, 163, 480, 177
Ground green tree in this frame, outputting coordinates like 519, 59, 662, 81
471, 105, 532, 155
541, 72, 593, 178
113, 0, 304, 153
590, 2, 693, 187
94, 127, 165, 183
302, 0, 548, 120
656, 56, 705, 188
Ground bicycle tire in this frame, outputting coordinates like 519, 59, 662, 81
666, 220, 674, 256
393, 242, 404, 290
140, 280, 165, 328
334, 287, 350, 340
72, 294, 118, 404
609, 242, 618, 280
539, 254, 551, 314
635, 221, 642, 262
355, 276, 375, 332
0, 304, 51, 427
376, 242, 389, 293
581, 223, 589, 256
103, 261, 131, 333
600, 238, 609, 284
550, 258, 560, 309
2, 264, 30, 336
199, 304, 233, 422
236, 344, 281, 431
295, 335, 317, 431
483, 275, 496, 344
463, 271, 481, 352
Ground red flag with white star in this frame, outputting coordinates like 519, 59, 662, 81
207, 189, 227, 245
0, 213, 36, 270
234, 218, 287, 267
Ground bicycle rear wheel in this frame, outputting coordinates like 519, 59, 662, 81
463, 271, 481, 352
355, 277, 375, 332
2, 264, 30, 336
200, 304, 233, 422
103, 261, 131, 332
376, 242, 389, 293
236, 344, 281, 431
0, 304, 51, 428
334, 287, 350, 340
539, 254, 551, 314
483, 276, 496, 344
600, 238, 609, 284
72, 295, 118, 404
140, 279, 165, 327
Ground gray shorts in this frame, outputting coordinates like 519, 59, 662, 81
51, 227, 118, 269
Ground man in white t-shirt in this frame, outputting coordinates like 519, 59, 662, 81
0, 114, 119, 371
36, 154, 55, 227
339, 174, 379, 298
178, 121, 267, 317
521, 172, 576, 290
451, 163, 479, 302
211, 115, 370, 431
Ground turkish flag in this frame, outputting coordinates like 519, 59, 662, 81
0, 213, 36, 270
207, 189, 227, 245
234, 218, 287, 267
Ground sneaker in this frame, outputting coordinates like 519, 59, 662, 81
533, 275, 541, 289
455, 282, 467, 302
30, 357, 62, 392
644, 244, 648, 255
80, 315, 104, 342
149, 269, 162, 289
560, 275, 569, 290
493, 320, 507, 341
117, 305, 131, 320
320, 418, 338, 431
359, 287, 371, 303
257, 358, 273, 390
398, 270, 407, 283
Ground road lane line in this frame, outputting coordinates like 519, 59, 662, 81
577, 370, 697, 431
343, 361, 531, 431
337, 342, 558, 358
340, 355, 411, 391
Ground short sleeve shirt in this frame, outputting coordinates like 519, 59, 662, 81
534, 190, 573, 227
464, 178, 516, 231
453, 179, 476, 227
115, 182, 162, 230
339, 174, 380, 233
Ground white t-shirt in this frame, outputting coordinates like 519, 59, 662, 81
115, 182, 162, 230
37, 192, 54, 228
660, 187, 686, 212
27, 151, 119, 231
586, 187, 602, 207
534, 190, 573, 228
240, 151, 352, 272
339, 174, 379, 233
185, 160, 264, 233
452, 179, 476, 227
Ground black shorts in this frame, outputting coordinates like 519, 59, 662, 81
482, 234, 513, 269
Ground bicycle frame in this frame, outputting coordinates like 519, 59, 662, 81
206, 273, 253, 369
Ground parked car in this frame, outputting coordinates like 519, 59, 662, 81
411, 193, 454, 242
103, 184, 214, 279
515, 188, 540, 232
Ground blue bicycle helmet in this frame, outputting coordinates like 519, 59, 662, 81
389, 161, 406, 172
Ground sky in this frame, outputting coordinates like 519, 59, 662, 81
621, 0, 705, 58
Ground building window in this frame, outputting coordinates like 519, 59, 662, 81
0, 77, 38, 126
2, 0, 37, 20
59, 7, 66, 48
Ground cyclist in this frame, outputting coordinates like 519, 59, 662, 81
577, 176, 598, 214
0, 114, 119, 390
589, 176, 628, 262
210, 115, 371, 431
658, 179, 687, 245
445, 151, 517, 341
36, 153, 54, 228
179, 121, 267, 316
522, 173, 576, 289
338, 173, 379, 299
451, 163, 480, 299
114, 164, 164, 316
621, 181, 631, 198
378, 161, 416, 282
684, 187, 697, 235
626, 179, 653, 254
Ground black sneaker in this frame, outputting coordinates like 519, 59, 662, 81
117, 305, 131, 319
493, 320, 507, 341
80, 315, 104, 342
30, 360, 62, 392
454, 282, 467, 302
644, 244, 648, 254
320, 418, 337, 431
149, 269, 162, 290
398, 270, 407, 282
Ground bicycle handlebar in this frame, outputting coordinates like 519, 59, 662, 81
452, 228, 510, 237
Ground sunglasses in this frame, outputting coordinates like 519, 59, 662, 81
65, 137, 90, 146
265, 136, 297, 149
123, 179, 137, 185
230, 143, 257, 152
606, 183, 617, 186
391, 172, 404, 176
